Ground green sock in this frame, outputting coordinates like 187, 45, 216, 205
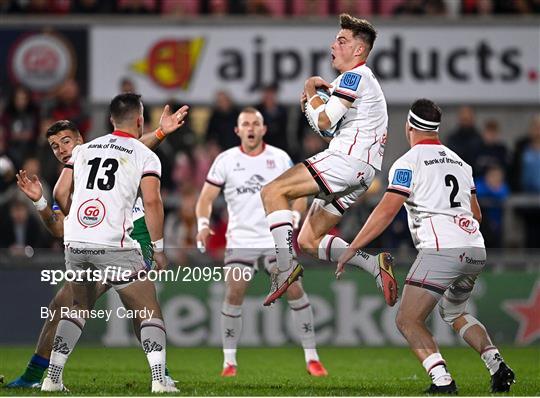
21, 354, 49, 382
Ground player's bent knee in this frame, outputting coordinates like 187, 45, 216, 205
260, 183, 278, 204
438, 304, 462, 326
297, 231, 316, 255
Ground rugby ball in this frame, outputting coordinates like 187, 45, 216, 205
306, 88, 338, 138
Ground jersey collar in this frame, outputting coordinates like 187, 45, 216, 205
239, 142, 266, 157
353, 61, 366, 68
415, 138, 441, 146
112, 130, 135, 138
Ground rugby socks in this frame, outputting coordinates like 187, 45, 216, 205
481, 346, 504, 375
221, 303, 242, 367
20, 354, 49, 383
140, 318, 167, 384
319, 235, 379, 278
47, 317, 86, 384
422, 353, 453, 386
267, 210, 295, 272
288, 294, 318, 363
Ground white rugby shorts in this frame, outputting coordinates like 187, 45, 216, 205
303, 149, 376, 216
65, 242, 147, 290
405, 247, 487, 297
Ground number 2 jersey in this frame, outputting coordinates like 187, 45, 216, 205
64, 131, 161, 248
206, 144, 294, 249
328, 62, 388, 171
386, 139, 484, 249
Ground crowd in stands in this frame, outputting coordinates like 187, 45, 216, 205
1, 0, 540, 16
0, 73, 538, 259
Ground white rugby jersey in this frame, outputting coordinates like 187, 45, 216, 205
387, 139, 484, 249
328, 62, 388, 170
206, 144, 294, 248
64, 131, 161, 248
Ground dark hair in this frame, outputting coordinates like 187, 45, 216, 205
109, 93, 142, 124
46, 120, 80, 138
339, 14, 377, 51
410, 98, 442, 124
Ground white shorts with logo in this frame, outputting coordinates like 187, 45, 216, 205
303, 149, 376, 216
224, 247, 277, 277
406, 247, 487, 298
65, 241, 147, 290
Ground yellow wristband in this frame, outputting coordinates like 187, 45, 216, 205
155, 128, 166, 141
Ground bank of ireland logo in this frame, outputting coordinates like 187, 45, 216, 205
131, 37, 204, 89
392, 169, 412, 188
77, 198, 106, 228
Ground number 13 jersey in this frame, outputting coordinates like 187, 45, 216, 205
386, 139, 484, 249
64, 131, 161, 248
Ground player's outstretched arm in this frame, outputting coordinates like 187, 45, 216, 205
53, 167, 74, 216
195, 182, 221, 252
16, 170, 65, 238
336, 192, 406, 277
139, 104, 189, 150
140, 175, 167, 269
471, 193, 482, 223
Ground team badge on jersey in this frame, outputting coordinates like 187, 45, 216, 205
339, 72, 361, 91
392, 169, 413, 188
77, 198, 106, 228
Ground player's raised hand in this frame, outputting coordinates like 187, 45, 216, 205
153, 251, 169, 271
196, 227, 214, 253
16, 169, 43, 202
159, 104, 190, 135
335, 247, 356, 279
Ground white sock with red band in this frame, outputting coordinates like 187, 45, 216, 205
422, 352, 452, 386
481, 346, 503, 375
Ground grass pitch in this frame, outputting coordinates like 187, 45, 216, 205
0, 346, 538, 396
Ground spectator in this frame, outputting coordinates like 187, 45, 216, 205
0, 199, 48, 254
475, 164, 510, 247
164, 185, 198, 263
200, 0, 229, 15
256, 83, 289, 152
71, 0, 112, 13
518, 114, 540, 248
0, 85, 40, 169
115, 0, 158, 14
520, 120, 540, 193
446, 105, 483, 174
510, 114, 540, 191
106, 77, 151, 132
393, 0, 426, 14
0, 133, 16, 209
44, 78, 91, 139
475, 119, 509, 177
425, 0, 447, 14
292, 0, 330, 16
206, 90, 238, 150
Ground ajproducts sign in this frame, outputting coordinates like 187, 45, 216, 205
90, 25, 539, 104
